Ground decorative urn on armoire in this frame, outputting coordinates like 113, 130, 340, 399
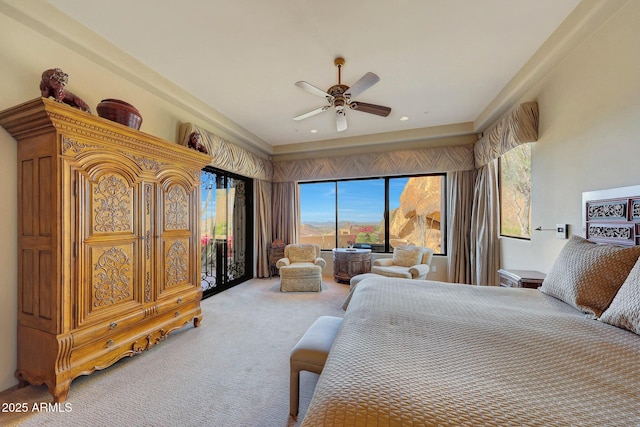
96, 98, 143, 130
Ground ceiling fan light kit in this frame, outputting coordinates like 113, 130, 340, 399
294, 57, 391, 132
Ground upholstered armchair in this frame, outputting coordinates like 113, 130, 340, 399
277, 244, 326, 292
371, 245, 434, 280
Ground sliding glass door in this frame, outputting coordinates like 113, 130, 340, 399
200, 167, 253, 298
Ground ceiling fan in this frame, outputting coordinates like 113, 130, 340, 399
293, 57, 391, 132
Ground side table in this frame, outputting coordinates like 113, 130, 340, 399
268, 242, 285, 278
498, 269, 546, 289
332, 248, 372, 283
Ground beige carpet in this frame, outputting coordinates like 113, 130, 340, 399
0, 277, 349, 427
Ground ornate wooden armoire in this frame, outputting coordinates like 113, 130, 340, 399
0, 97, 211, 402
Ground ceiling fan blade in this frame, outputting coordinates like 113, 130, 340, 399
349, 102, 391, 117
295, 81, 333, 100
344, 72, 380, 100
293, 105, 331, 121
336, 110, 347, 132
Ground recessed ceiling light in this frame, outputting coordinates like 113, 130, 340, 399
310, 129, 318, 133
400, 116, 409, 121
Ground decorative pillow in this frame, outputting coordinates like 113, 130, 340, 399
599, 257, 640, 334
539, 235, 640, 317
392, 245, 423, 267
288, 245, 316, 263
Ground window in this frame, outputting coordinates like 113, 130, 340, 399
499, 143, 532, 239
338, 179, 385, 250
298, 181, 336, 250
299, 174, 445, 253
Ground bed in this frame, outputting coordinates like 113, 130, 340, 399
302, 187, 640, 426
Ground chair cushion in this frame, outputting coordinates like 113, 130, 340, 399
280, 262, 321, 276
288, 245, 316, 263
392, 245, 423, 267
371, 265, 412, 279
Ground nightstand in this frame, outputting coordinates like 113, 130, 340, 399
498, 269, 546, 289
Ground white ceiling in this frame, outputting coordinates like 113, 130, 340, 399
46, 0, 581, 152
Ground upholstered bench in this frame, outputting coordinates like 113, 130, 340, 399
290, 315, 343, 417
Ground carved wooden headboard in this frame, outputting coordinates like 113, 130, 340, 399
582, 185, 640, 246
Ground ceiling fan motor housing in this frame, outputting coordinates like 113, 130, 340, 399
328, 84, 349, 109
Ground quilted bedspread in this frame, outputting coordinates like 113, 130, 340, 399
302, 278, 640, 426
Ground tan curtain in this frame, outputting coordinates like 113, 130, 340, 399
272, 182, 298, 245
470, 159, 500, 286
468, 102, 538, 286
447, 170, 474, 284
255, 180, 272, 278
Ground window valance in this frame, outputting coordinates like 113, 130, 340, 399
272, 143, 475, 183
179, 123, 273, 181
180, 103, 537, 183
473, 101, 539, 168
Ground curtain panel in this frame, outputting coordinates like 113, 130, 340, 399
470, 102, 538, 286
272, 182, 299, 246
255, 180, 272, 278
470, 159, 501, 286
447, 170, 475, 284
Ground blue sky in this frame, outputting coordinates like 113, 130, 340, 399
300, 177, 408, 223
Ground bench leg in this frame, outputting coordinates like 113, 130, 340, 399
290, 366, 300, 417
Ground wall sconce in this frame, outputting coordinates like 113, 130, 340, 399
535, 224, 568, 239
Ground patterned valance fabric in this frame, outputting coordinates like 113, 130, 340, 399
273, 144, 475, 183
179, 123, 273, 181
474, 101, 539, 168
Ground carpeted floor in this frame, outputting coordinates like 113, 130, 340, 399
0, 277, 350, 427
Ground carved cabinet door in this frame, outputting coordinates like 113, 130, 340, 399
157, 176, 199, 300
75, 168, 145, 329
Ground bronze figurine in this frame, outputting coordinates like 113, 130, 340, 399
40, 68, 91, 113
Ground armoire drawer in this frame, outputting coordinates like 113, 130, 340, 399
72, 289, 200, 348
71, 308, 147, 348
156, 288, 201, 315
70, 300, 201, 369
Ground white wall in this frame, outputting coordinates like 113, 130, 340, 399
500, 1, 640, 273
